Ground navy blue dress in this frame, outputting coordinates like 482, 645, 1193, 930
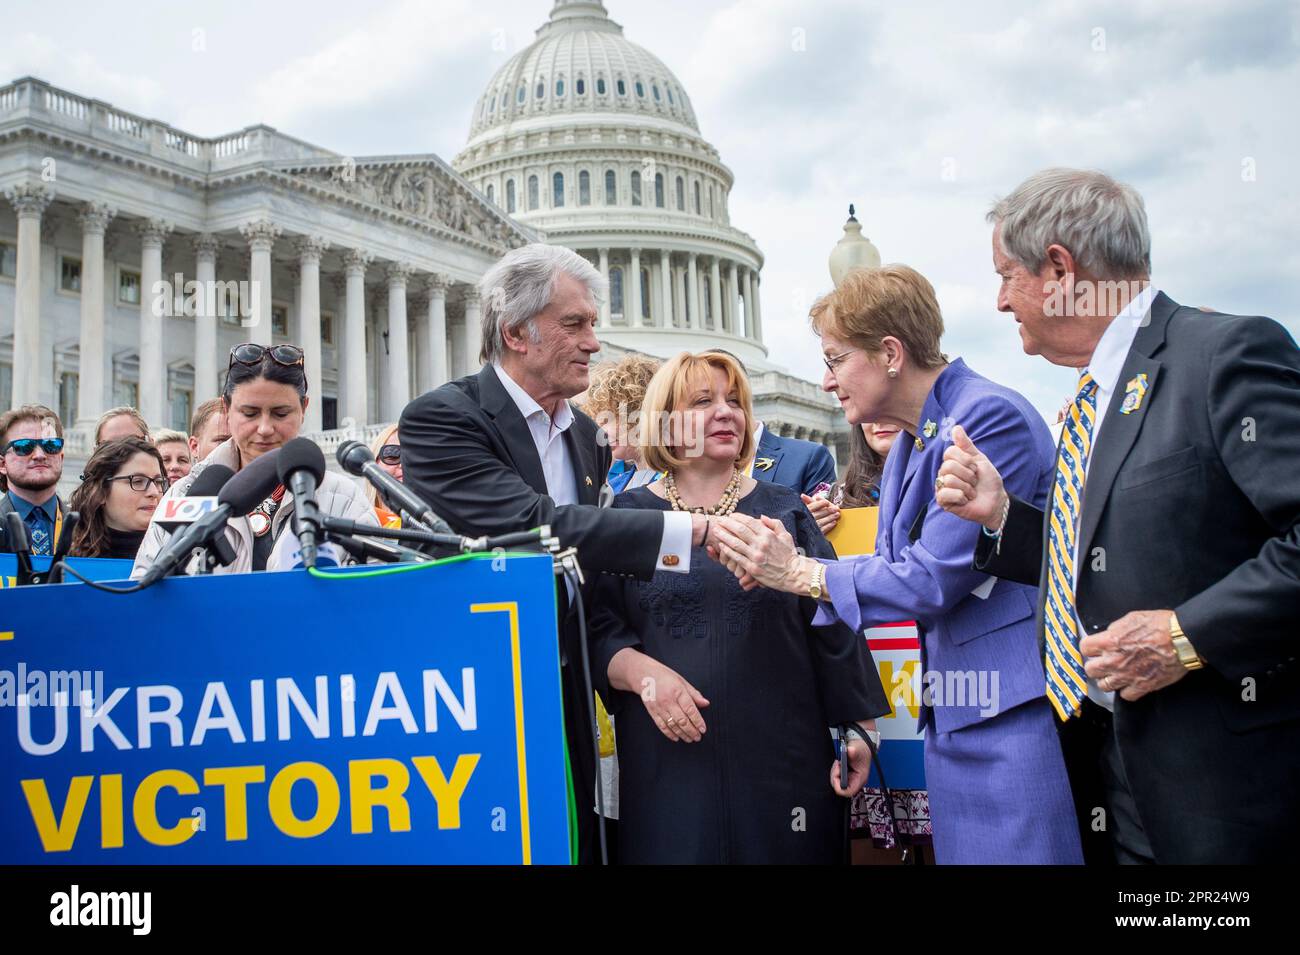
589, 480, 888, 864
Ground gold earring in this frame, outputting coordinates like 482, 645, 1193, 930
887, 367, 898, 378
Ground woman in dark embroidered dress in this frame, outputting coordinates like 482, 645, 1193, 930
589, 351, 888, 864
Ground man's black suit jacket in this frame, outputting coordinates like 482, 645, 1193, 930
975, 292, 1300, 863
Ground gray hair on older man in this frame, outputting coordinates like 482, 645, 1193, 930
988, 168, 1152, 280
477, 243, 607, 364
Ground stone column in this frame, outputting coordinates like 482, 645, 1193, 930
727, 261, 741, 336
192, 234, 221, 404
741, 267, 755, 339
629, 248, 643, 327
751, 269, 763, 342
659, 250, 673, 328
137, 218, 173, 427
342, 249, 371, 427
240, 219, 280, 347
4, 184, 51, 407
709, 256, 723, 333
425, 274, 450, 390
296, 237, 329, 433
687, 253, 701, 330
463, 287, 483, 373
385, 262, 414, 422
597, 248, 610, 326
672, 262, 684, 328
75, 202, 115, 426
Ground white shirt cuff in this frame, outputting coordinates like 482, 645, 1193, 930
658, 511, 693, 573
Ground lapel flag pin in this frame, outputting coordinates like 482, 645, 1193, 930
1121, 372, 1149, 415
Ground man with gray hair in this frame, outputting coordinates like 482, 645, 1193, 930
399, 243, 710, 863
935, 167, 1300, 863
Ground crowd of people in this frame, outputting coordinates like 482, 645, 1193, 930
2, 165, 1296, 865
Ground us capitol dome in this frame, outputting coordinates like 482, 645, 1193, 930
454, 1, 847, 455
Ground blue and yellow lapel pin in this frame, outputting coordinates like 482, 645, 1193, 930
1121, 372, 1149, 415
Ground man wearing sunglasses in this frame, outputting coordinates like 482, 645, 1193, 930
0, 405, 67, 556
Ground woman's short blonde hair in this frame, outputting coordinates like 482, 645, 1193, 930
364, 423, 400, 508
639, 351, 756, 473
810, 264, 947, 369
152, 428, 188, 447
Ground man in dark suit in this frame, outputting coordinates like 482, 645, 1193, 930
936, 168, 1300, 863
750, 423, 837, 496
399, 244, 708, 863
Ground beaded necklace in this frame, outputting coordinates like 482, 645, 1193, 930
663, 468, 742, 516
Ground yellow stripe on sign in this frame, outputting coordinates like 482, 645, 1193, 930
470, 601, 532, 865
0, 632, 13, 641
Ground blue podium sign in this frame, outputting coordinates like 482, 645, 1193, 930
0, 554, 570, 864
0, 554, 135, 587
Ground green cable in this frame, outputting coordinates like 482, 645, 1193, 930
562, 727, 578, 865
306, 550, 538, 581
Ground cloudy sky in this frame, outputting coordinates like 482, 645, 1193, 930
6, 0, 1297, 416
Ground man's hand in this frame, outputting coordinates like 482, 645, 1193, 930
935, 425, 1008, 530
830, 740, 873, 797
709, 513, 811, 595
1081, 610, 1189, 702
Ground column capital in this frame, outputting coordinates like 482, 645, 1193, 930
136, 217, 173, 248
597, 246, 610, 256
286, 263, 302, 285
629, 246, 642, 257
425, 273, 451, 297
77, 201, 116, 235
3, 182, 52, 218
386, 261, 416, 288
462, 285, 482, 305
295, 235, 331, 264
407, 292, 429, 312
343, 248, 372, 276
687, 251, 698, 262
329, 273, 348, 297
239, 218, 281, 252
192, 232, 222, 260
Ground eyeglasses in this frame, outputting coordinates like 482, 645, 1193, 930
228, 343, 305, 370
4, 437, 65, 456
377, 444, 402, 466
823, 349, 858, 374
107, 474, 169, 493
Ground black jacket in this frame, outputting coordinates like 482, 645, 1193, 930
975, 292, 1300, 863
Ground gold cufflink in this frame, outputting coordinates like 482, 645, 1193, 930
661, 554, 680, 567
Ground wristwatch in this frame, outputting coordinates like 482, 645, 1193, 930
808, 560, 825, 601
1169, 612, 1204, 671
844, 726, 882, 750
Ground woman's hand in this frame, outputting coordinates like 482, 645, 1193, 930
709, 513, 815, 595
801, 493, 841, 536
935, 425, 1008, 531
829, 739, 874, 797
607, 648, 709, 742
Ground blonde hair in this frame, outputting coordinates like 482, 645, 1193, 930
94, 406, 151, 445
365, 423, 400, 508
152, 428, 188, 447
639, 351, 755, 473
811, 265, 947, 370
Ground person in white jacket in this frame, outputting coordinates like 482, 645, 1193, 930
132, 343, 377, 578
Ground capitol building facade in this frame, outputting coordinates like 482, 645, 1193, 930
0, 0, 845, 479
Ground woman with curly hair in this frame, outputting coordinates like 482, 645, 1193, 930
581, 353, 662, 494
68, 436, 168, 559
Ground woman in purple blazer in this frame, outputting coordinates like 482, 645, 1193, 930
711, 265, 1082, 864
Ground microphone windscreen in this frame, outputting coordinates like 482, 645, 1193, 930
277, 437, 326, 486
188, 464, 236, 498
336, 439, 372, 476
218, 447, 284, 513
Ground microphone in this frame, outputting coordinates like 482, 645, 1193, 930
4, 511, 36, 585
336, 440, 455, 535
154, 465, 233, 532
138, 449, 283, 587
36, 510, 80, 585
276, 437, 325, 569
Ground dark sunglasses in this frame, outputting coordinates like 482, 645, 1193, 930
4, 437, 64, 456
228, 343, 305, 370
377, 444, 402, 466
107, 473, 169, 493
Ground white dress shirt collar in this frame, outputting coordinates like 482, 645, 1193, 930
1086, 284, 1159, 401
492, 362, 575, 437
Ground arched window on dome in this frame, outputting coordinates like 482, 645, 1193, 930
616, 78, 627, 97
635, 80, 645, 98
527, 175, 539, 211
604, 169, 617, 205
579, 170, 591, 206
640, 267, 651, 320
556, 77, 565, 97
703, 276, 712, 325
630, 170, 642, 206
675, 176, 685, 211
654, 173, 664, 208
576, 77, 586, 95
596, 76, 607, 95
667, 85, 675, 105
506, 179, 516, 214
486, 183, 494, 205
490, 94, 496, 112
652, 83, 661, 102
681, 271, 691, 324
694, 181, 702, 215
517, 85, 526, 105
536, 79, 545, 100
609, 267, 624, 320
552, 171, 565, 208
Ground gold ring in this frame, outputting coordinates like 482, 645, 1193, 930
666, 717, 677, 725
935, 476, 946, 492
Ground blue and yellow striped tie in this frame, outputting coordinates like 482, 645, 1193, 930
1044, 371, 1099, 720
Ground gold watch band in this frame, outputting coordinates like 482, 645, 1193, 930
1169, 612, 1204, 671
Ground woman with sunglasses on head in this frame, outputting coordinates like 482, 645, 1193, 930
366, 424, 404, 528
132, 343, 377, 577
68, 437, 168, 560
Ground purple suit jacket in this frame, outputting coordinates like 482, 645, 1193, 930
815, 359, 1057, 733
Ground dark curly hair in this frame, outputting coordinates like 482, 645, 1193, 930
68, 437, 167, 557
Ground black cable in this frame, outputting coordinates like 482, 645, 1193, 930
565, 563, 608, 867
847, 720, 907, 860
53, 561, 143, 594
